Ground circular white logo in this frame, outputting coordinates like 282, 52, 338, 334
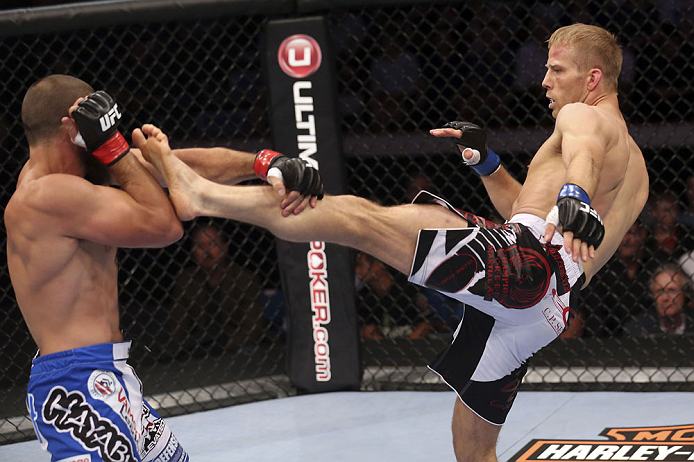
278, 34, 322, 79
88, 370, 118, 399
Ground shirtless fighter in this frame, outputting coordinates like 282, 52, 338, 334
5, 75, 322, 461
136, 24, 649, 462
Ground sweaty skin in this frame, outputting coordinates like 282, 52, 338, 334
136, 30, 649, 462
5, 124, 183, 356
431, 43, 648, 284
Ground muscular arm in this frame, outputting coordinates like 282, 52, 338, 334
29, 129, 183, 248
557, 104, 607, 198
430, 125, 522, 220
172, 147, 256, 184
480, 166, 523, 220
131, 147, 256, 186
543, 104, 610, 263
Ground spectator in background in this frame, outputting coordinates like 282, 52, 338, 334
623, 262, 694, 337
577, 222, 651, 337
645, 191, 693, 262
368, 21, 426, 132
355, 252, 434, 340
680, 175, 694, 229
169, 223, 266, 358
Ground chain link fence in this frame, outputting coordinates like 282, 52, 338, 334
2, 0, 693, 445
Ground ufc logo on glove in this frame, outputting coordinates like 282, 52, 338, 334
99, 104, 122, 132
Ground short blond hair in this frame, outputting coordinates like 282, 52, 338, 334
548, 23, 622, 93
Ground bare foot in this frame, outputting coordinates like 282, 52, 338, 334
132, 124, 200, 221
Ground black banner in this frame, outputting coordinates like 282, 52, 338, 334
264, 16, 361, 392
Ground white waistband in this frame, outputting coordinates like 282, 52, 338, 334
508, 213, 547, 234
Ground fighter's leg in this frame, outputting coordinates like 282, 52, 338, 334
141, 133, 468, 274
202, 187, 465, 275
452, 398, 501, 462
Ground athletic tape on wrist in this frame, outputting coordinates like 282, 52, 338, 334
557, 183, 590, 205
72, 131, 87, 149
472, 148, 501, 176
267, 167, 284, 184
93, 132, 130, 166
254, 149, 283, 181
545, 205, 560, 227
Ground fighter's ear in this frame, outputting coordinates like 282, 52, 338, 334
61, 116, 79, 145
587, 68, 602, 91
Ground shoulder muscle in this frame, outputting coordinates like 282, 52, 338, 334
17, 173, 171, 247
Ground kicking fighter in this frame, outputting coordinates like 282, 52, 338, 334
137, 24, 649, 462
5, 75, 322, 461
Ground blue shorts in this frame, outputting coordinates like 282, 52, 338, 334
26, 341, 189, 462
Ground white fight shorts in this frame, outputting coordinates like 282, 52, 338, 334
408, 191, 584, 424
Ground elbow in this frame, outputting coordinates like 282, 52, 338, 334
162, 215, 184, 244
148, 211, 183, 246
165, 219, 184, 244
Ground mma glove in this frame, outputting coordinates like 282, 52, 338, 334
254, 149, 324, 199
72, 91, 130, 166
545, 183, 605, 249
442, 121, 501, 176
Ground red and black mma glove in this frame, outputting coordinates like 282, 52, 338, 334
254, 149, 324, 199
72, 91, 130, 166
545, 183, 605, 249
442, 121, 501, 176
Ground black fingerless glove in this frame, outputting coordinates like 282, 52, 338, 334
442, 121, 500, 176
254, 149, 325, 199
72, 91, 130, 166
545, 183, 605, 248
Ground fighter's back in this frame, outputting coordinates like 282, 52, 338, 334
5, 166, 122, 355
585, 117, 648, 282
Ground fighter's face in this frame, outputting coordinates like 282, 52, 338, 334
542, 45, 587, 118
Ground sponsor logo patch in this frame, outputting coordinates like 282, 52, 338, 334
141, 404, 166, 456
425, 251, 480, 294
308, 241, 331, 382
277, 34, 322, 78
512, 424, 694, 461
542, 290, 568, 336
88, 370, 117, 400
42, 386, 135, 461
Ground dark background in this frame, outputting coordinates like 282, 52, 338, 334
1, 0, 693, 444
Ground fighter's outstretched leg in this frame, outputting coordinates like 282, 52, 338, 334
137, 124, 468, 275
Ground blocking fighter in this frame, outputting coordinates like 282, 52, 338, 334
5, 75, 322, 461
137, 24, 649, 462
